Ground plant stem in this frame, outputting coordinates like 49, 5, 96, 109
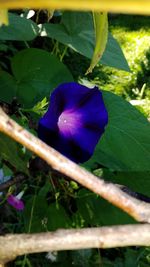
60, 46, 68, 62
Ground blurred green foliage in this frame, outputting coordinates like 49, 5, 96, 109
66, 15, 150, 117
109, 15, 150, 118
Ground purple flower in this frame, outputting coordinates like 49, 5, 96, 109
38, 82, 108, 163
7, 191, 25, 211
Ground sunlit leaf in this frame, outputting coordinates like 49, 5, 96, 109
86, 12, 108, 74
41, 11, 129, 71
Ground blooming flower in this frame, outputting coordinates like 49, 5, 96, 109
38, 82, 108, 163
7, 191, 25, 211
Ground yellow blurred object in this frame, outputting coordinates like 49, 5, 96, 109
0, 0, 150, 15
0, 9, 9, 26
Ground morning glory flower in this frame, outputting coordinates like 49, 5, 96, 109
7, 191, 25, 211
38, 82, 108, 163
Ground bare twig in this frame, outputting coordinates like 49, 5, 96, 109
0, 107, 150, 222
0, 173, 27, 191
0, 0, 150, 15
119, 185, 150, 203
1, 224, 150, 263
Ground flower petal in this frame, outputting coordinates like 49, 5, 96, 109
49, 82, 103, 111
7, 195, 24, 211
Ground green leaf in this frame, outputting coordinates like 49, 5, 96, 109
0, 12, 39, 41
0, 48, 73, 107
11, 48, 73, 107
24, 196, 49, 233
102, 33, 130, 71
124, 249, 141, 267
0, 133, 28, 173
86, 12, 108, 74
40, 11, 129, 71
85, 91, 150, 171
0, 70, 17, 103
46, 203, 71, 231
38, 181, 52, 197
102, 169, 150, 197
71, 249, 92, 267
76, 189, 135, 226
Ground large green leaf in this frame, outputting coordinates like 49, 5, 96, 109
40, 11, 129, 71
0, 48, 73, 106
11, 48, 73, 107
85, 91, 150, 172
0, 12, 39, 41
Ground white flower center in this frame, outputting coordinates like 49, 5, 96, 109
57, 111, 82, 135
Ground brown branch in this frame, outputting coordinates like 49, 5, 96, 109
1, 224, 150, 263
0, 173, 27, 191
0, 107, 150, 222
0, 0, 150, 15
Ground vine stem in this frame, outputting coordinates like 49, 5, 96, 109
0, 107, 150, 223
60, 46, 68, 62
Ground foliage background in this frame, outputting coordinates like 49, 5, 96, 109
0, 10, 150, 267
